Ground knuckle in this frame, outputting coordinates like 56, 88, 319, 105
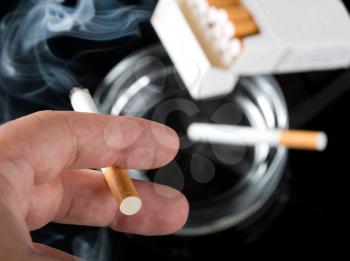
31, 110, 56, 119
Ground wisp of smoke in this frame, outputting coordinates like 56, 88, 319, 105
0, 0, 151, 111
0, 0, 152, 257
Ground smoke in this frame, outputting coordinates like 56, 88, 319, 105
0, 0, 152, 258
72, 228, 111, 261
32, 226, 111, 261
0, 0, 152, 112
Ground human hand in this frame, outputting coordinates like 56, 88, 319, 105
0, 111, 188, 260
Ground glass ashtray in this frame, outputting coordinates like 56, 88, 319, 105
94, 44, 288, 236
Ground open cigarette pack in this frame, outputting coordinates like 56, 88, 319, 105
151, 0, 350, 99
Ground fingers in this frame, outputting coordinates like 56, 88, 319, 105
0, 111, 179, 185
0, 203, 33, 253
0, 204, 38, 260
0, 111, 185, 260
27, 169, 189, 236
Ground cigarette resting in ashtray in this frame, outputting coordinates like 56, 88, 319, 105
70, 87, 142, 216
187, 123, 328, 152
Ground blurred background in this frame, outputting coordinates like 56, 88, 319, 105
0, 0, 349, 260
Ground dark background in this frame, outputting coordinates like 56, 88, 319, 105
1, 0, 349, 259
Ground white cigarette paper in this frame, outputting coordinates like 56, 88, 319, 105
70, 87, 99, 113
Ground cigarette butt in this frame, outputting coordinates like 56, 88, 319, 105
280, 131, 328, 151
103, 167, 142, 216
234, 19, 259, 38
207, 0, 240, 7
224, 6, 252, 22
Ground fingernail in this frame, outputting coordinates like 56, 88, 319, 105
153, 183, 182, 199
153, 162, 184, 198
150, 124, 179, 151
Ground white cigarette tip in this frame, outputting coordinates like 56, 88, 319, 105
120, 196, 142, 216
70, 86, 87, 98
70, 87, 99, 114
187, 124, 199, 141
316, 132, 328, 151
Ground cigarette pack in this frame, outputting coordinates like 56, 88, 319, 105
151, 0, 350, 99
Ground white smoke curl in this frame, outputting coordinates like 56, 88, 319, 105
0, 0, 151, 109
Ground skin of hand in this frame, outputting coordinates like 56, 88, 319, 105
0, 110, 189, 261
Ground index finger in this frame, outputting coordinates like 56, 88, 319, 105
0, 110, 179, 185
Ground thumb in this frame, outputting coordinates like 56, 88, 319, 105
0, 204, 83, 261
33, 243, 84, 261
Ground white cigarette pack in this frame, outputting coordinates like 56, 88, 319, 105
151, 0, 350, 99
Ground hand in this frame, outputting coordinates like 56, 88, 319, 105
0, 111, 189, 260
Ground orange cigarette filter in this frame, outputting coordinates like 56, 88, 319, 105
208, 0, 260, 38
224, 6, 252, 22
207, 0, 240, 7
234, 19, 260, 38
280, 130, 328, 151
103, 167, 142, 216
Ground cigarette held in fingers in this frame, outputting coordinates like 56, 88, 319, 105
187, 123, 328, 151
103, 167, 142, 216
70, 87, 142, 215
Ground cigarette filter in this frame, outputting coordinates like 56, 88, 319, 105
103, 167, 142, 216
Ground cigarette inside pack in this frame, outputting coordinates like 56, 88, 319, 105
181, 0, 259, 68
152, 0, 350, 100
